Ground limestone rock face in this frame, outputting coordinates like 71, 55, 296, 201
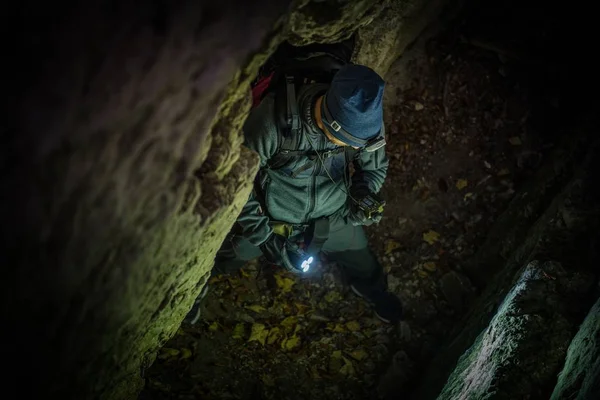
437, 261, 587, 400
286, 0, 386, 46
286, 0, 447, 77
3, 1, 288, 399
3, 1, 441, 399
551, 296, 600, 400
410, 129, 600, 400
354, 0, 450, 76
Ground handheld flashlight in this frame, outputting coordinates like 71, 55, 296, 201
282, 242, 314, 274
300, 255, 314, 272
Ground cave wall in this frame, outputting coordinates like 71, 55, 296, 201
410, 120, 600, 399
551, 296, 600, 400
354, 0, 458, 76
3, 1, 290, 398
437, 261, 593, 400
2, 0, 445, 399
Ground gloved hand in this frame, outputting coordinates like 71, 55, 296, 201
347, 207, 382, 226
347, 188, 384, 226
259, 233, 288, 266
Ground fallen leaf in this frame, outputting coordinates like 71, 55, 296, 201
310, 366, 321, 380
267, 327, 282, 345
339, 356, 355, 376
329, 350, 344, 373
423, 230, 441, 245
326, 322, 346, 333
239, 268, 252, 278
180, 348, 192, 359
497, 168, 510, 176
248, 323, 269, 346
484, 160, 492, 169
280, 316, 298, 332
423, 262, 437, 272
349, 349, 368, 361
245, 304, 266, 313
385, 239, 401, 255
324, 291, 343, 303
456, 179, 468, 190
282, 302, 294, 314
464, 192, 474, 200
208, 322, 219, 332
232, 323, 245, 340
295, 303, 310, 315
261, 374, 275, 387
509, 136, 522, 145
158, 347, 180, 360
421, 189, 431, 201
208, 276, 222, 285
414, 102, 424, 111
281, 334, 301, 350
275, 274, 295, 293
417, 270, 429, 278
346, 321, 361, 332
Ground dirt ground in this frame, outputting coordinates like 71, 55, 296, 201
140, 10, 555, 400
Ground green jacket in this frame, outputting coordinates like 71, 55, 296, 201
237, 84, 389, 246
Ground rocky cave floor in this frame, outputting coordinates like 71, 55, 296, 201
141, 19, 555, 400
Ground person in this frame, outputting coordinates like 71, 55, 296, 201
191, 62, 403, 324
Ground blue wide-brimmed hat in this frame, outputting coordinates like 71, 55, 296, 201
321, 64, 385, 147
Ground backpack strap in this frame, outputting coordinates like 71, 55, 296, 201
267, 132, 300, 170
285, 75, 301, 137
266, 74, 303, 170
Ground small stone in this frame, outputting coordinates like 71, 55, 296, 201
378, 351, 415, 398
440, 271, 474, 310
509, 136, 522, 145
388, 275, 402, 292
363, 362, 376, 372
452, 211, 466, 222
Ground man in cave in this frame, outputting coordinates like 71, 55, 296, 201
190, 46, 403, 324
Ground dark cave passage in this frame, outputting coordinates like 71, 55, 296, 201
2, 1, 598, 399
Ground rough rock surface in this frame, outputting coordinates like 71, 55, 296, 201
354, 0, 454, 76
3, 0, 439, 399
411, 128, 600, 399
3, 1, 289, 399
551, 296, 600, 400
437, 261, 588, 400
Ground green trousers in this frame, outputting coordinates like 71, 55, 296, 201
212, 218, 384, 292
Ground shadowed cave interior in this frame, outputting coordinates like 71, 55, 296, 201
3, 0, 599, 399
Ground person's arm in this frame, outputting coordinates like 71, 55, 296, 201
235, 94, 279, 246
351, 124, 389, 197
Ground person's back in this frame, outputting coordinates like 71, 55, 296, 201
246, 82, 356, 224
188, 59, 403, 325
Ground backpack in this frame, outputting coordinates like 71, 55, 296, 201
250, 38, 357, 171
